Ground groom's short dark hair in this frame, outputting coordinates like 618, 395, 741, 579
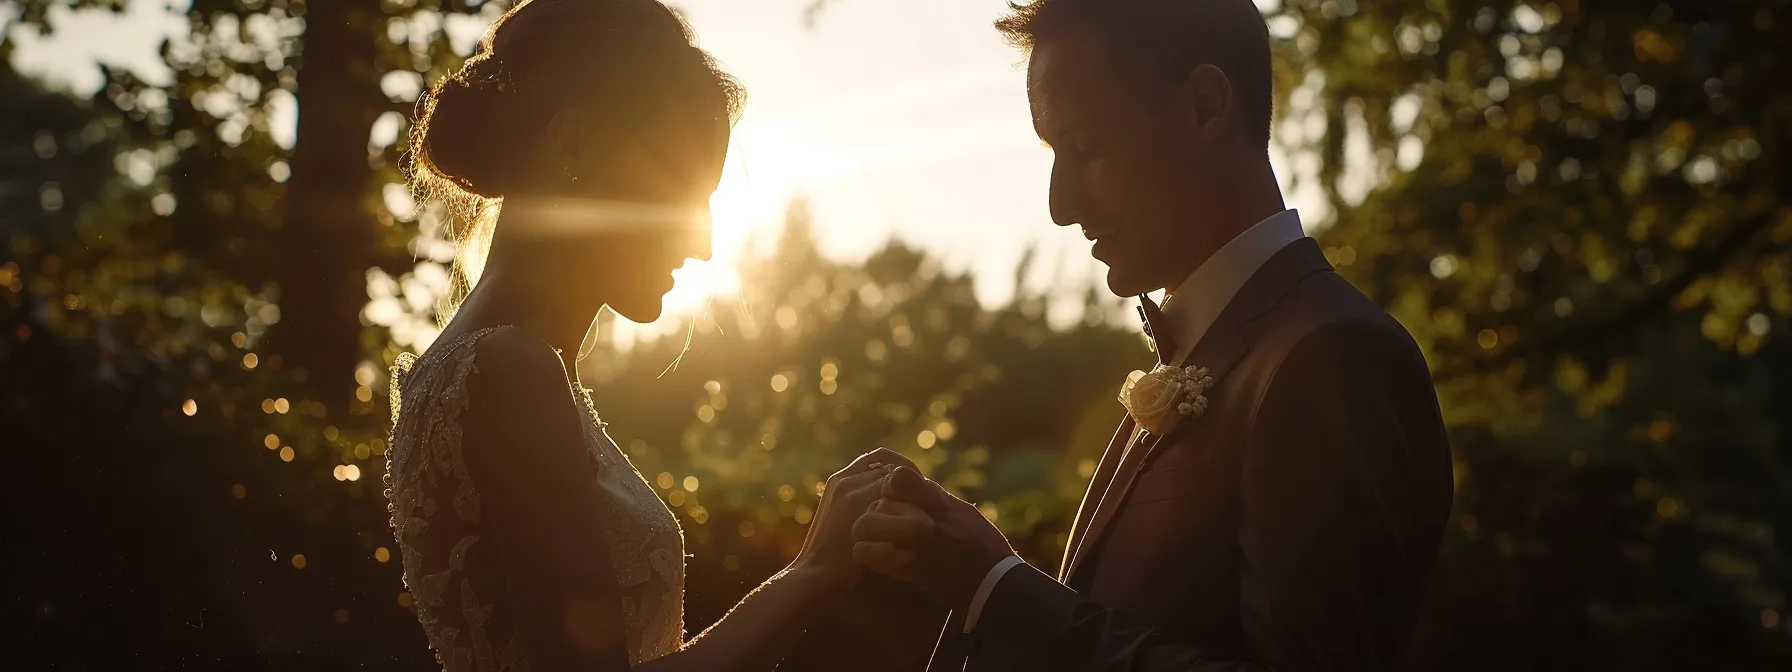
996, 0, 1274, 147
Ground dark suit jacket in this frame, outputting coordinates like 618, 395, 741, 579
937, 238, 1453, 671
778, 573, 944, 671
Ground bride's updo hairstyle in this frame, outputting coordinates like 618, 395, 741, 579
406, 0, 744, 317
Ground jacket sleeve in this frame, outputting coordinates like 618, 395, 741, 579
970, 320, 1453, 671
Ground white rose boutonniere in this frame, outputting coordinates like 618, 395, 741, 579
1117, 364, 1216, 436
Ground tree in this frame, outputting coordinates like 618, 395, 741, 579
9, 0, 1791, 667
1, 0, 508, 665
9, 0, 512, 403
1264, 0, 1792, 665
271, 0, 389, 394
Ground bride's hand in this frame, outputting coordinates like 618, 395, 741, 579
790, 447, 919, 593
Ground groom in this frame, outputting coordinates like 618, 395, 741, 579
852, 0, 1453, 669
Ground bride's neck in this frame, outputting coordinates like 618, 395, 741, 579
459, 263, 602, 359
457, 204, 613, 360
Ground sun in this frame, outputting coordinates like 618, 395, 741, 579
627, 110, 819, 336
710, 117, 816, 255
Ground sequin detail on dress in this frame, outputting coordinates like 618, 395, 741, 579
387, 327, 685, 669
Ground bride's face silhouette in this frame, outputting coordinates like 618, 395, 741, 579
538, 101, 730, 323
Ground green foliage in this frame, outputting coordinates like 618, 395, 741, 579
5, 0, 1792, 668
0, 1, 507, 665
1264, 0, 1792, 665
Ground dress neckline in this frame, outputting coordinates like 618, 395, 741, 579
400, 325, 570, 377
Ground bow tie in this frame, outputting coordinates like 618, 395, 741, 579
1137, 294, 1176, 366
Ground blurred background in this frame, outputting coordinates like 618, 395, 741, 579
4, 0, 1792, 668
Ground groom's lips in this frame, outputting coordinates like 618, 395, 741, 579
1082, 223, 1118, 241
1085, 228, 1122, 259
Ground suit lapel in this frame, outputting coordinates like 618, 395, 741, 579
1061, 238, 1333, 584
1058, 414, 1137, 580
1063, 324, 1247, 581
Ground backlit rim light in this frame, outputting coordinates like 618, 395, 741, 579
495, 199, 713, 238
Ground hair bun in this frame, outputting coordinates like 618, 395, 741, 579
407, 0, 746, 205
416, 61, 514, 199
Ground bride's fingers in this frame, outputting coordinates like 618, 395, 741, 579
829, 467, 892, 503
837, 447, 919, 478
880, 466, 950, 513
824, 463, 889, 495
814, 469, 890, 528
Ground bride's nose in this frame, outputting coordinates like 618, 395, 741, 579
688, 210, 713, 262
691, 231, 713, 263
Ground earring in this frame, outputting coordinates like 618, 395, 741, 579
564, 166, 580, 184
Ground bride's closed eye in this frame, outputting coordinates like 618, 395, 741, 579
627, 111, 728, 188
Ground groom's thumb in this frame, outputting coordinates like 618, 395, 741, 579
883, 466, 947, 513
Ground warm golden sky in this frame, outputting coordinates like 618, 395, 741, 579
7, 0, 1325, 339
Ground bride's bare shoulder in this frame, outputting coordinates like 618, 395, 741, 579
455, 327, 592, 463
454, 326, 565, 408
472, 325, 562, 371
458, 327, 599, 498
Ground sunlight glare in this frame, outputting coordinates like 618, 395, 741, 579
626, 108, 839, 339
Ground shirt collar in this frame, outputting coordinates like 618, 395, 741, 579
1160, 209, 1307, 364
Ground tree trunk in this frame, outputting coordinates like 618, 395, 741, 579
274, 0, 385, 398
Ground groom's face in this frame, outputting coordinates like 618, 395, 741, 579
1028, 32, 1210, 297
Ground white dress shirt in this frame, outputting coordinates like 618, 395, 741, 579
961, 209, 1308, 635
1160, 209, 1307, 364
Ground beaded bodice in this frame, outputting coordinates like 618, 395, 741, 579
386, 327, 684, 670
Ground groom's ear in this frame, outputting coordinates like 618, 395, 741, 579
1176, 64, 1235, 145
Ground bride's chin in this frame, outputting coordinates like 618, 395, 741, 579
609, 298, 665, 325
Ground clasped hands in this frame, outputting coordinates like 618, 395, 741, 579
851, 464, 1018, 610
793, 449, 1015, 613
794, 448, 1016, 609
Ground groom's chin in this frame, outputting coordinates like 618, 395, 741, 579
1104, 270, 1151, 298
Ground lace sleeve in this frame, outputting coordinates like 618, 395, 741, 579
386, 328, 530, 671
389, 327, 653, 672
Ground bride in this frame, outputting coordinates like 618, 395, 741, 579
385, 1, 913, 669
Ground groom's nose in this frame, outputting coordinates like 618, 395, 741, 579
1047, 159, 1085, 227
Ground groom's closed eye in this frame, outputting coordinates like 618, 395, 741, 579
1061, 133, 1105, 158
1040, 122, 1104, 159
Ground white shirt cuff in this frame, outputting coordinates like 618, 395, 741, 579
962, 555, 1024, 634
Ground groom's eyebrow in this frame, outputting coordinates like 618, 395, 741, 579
1030, 96, 1059, 142
1026, 56, 1056, 140
1029, 85, 1083, 144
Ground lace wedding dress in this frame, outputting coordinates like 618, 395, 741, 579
386, 326, 685, 670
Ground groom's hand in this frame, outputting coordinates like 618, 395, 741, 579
793, 448, 921, 593
851, 466, 1016, 610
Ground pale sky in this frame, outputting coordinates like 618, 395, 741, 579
6, 0, 1328, 338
